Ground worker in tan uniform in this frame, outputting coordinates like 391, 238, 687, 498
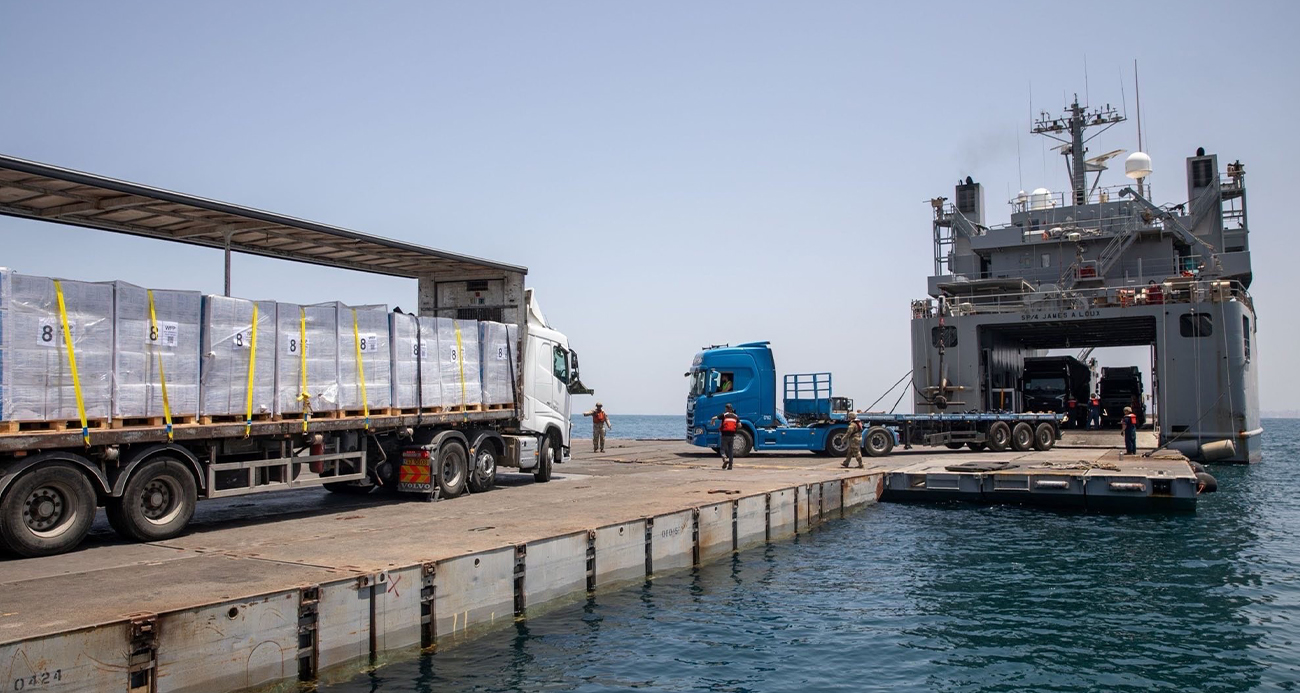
841, 411, 864, 468
583, 402, 612, 453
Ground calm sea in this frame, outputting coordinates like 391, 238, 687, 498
321, 419, 1300, 692
570, 413, 684, 440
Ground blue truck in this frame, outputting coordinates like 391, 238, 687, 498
686, 342, 1062, 457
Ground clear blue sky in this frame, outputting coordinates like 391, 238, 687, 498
2, 1, 1296, 414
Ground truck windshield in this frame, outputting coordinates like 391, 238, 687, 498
689, 370, 707, 396
1024, 377, 1066, 394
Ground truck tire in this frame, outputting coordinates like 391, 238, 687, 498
1033, 423, 1056, 451
534, 435, 557, 483
468, 442, 498, 493
863, 427, 894, 457
732, 430, 754, 458
0, 462, 97, 557
1011, 422, 1035, 452
986, 422, 1011, 452
944, 443, 965, 450
105, 458, 198, 543
436, 442, 469, 498
967, 442, 988, 452
323, 461, 376, 495
824, 429, 850, 457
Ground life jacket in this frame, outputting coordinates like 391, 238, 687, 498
720, 414, 739, 433
1125, 413, 1137, 427
1091, 397, 1100, 407
593, 411, 607, 424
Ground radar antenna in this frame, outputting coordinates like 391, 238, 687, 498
1031, 95, 1125, 206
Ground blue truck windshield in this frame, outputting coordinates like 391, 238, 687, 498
689, 370, 707, 397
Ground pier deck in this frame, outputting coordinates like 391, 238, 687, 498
0, 438, 1193, 692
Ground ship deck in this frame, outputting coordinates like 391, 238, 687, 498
0, 436, 1195, 692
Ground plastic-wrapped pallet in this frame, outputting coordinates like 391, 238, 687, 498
110, 282, 203, 421
0, 269, 114, 422
389, 312, 440, 410
478, 321, 518, 407
199, 295, 277, 419
320, 302, 392, 413
274, 302, 340, 415
436, 317, 481, 410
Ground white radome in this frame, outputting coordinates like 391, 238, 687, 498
1029, 187, 1053, 210
1125, 151, 1153, 179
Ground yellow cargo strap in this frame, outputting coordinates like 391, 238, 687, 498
454, 321, 467, 420
53, 280, 90, 446
146, 290, 175, 442
351, 309, 370, 430
297, 307, 310, 432
243, 303, 259, 437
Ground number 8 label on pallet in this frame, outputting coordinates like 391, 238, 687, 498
286, 336, 310, 354
147, 321, 179, 348
36, 318, 77, 346
358, 334, 379, 353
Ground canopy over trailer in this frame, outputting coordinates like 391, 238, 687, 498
0, 154, 527, 323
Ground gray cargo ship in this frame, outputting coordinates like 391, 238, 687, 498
911, 96, 1260, 462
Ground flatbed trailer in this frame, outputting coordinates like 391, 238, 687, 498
853, 412, 1064, 457
0, 155, 586, 557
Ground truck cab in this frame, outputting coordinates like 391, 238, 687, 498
1022, 356, 1092, 426
686, 342, 854, 456
519, 289, 590, 458
1099, 366, 1146, 427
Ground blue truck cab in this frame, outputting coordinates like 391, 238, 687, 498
686, 342, 855, 457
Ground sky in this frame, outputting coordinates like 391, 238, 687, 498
1, 1, 1297, 414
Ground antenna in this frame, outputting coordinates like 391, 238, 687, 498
1135, 59, 1145, 197
1084, 54, 1090, 105
1016, 128, 1023, 191
1031, 94, 1124, 205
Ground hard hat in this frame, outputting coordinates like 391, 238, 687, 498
846, 412, 857, 419
596, 402, 603, 407
1123, 406, 1133, 414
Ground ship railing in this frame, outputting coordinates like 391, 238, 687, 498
965, 255, 1208, 288
910, 278, 1253, 319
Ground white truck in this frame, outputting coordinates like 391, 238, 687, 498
0, 154, 589, 557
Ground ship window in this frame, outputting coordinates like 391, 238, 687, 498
1180, 313, 1213, 338
931, 326, 958, 348
1041, 254, 1051, 269
1243, 316, 1251, 362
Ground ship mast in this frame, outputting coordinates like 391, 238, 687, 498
1031, 95, 1124, 206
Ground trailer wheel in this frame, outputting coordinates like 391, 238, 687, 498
864, 427, 894, 457
824, 429, 850, 457
967, 442, 988, 452
1011, 422, 1035, 452
944, 443, 965, 450
468, 443, 498, 493
986, 422, 1011, 452
435, 441, 469, 497
1033, 423, 1056, 451
534, 434, 557, 483
0, 462, 97, 557
105, 458, 197, 543
731, 431, 754, 458
323, 461, 376, 495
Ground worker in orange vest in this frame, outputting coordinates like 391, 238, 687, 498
1121, 406, 1138, 455
1088, 393, 1101, 430
711, 403, 741, 470
583, 403, 612, 453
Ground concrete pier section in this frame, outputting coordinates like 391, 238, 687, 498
0, 437, 1197, 692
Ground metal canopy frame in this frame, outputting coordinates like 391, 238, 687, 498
0, 153, 526, 280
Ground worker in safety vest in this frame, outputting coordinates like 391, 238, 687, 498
583, 403, 612, 453
841, 412, 864, 469
1088, 393, 1101, 430
711, 403, 741, 470
1121, 406, 1138, 455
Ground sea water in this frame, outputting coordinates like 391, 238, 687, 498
321, 419, 1300, 692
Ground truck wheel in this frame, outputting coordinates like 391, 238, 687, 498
824, 429, 850, 457
967, 442, 988, 452
534, 435, 557, 483
323, 460, 376, 495
1011, 423, 1035, 452
105, 458, 197, 543
864, 427, 894, 457
944, 443, 965, 450
468, 443, 498, 493
1033, 423, 1056, 451
0, 462, 97, 557
731, 431, 754, 458
436, 442, 469, 498
986, 422, 1011, 452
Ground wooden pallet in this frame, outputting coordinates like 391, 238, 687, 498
484, 403, 513, 411
1, 418, 112, 433
276, 409, 345, 421
111, 415, 199, 429
445, 403, 486, 413
199, 413, 275, 425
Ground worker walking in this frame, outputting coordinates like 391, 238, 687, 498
583, 402, 612, 453
841, 412, 864, 469
1088, 393, 1101, 430
1121, 406, 1138, 455
711, 403, 741, 470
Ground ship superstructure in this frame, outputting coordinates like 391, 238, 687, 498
911, 96, 1260, 462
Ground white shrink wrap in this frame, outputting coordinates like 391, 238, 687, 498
436, 317, 481, 409
324, 302, 391, 412
274, 302, 340, 415
199, 295, 277, 418
110, 282, 203, 420
478, 321, 518, 406
389, 312, 440, 410
0, 269, 114, 422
